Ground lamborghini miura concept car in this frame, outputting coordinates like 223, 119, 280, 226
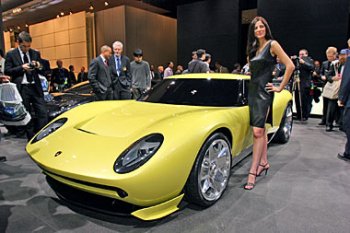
26, 74, 293, 221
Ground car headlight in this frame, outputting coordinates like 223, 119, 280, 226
31, 118, 67, 143
114, 134, 164, 174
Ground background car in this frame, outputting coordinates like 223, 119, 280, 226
46, 81, 94, 120
26, 73, 293, 221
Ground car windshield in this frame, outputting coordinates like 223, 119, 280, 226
140, 78, 247, 107
65, 84, 93, 95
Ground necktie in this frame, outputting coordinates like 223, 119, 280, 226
116, 57, 121, 76
23, 53, 33, 83
104, 59, 108, 67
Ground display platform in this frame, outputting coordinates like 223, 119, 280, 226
0, 119, 348, 233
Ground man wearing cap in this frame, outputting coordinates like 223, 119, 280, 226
338, 49, 350, 161
130, 49, 151, 99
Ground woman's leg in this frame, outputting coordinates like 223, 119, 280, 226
257, 133, 269, 174
245, 127, 266, 187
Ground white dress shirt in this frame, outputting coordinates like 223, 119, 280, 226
18, 48, 33, 84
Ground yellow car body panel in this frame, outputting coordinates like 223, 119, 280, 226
26, 74, 292, 220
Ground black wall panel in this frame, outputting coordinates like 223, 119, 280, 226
258, 0, 350, 61
177, 0, 240, 70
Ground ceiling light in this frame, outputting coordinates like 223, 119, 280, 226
12, 8, 22, 14
104, 1, 109, 6
17, 26, 21, 30
25, 24, 29, 28
60, 12, 64, 16
9, 28, 13, 32
57, 14, 60, 18
89, 4, 94, 11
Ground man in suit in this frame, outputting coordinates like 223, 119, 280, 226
188, 49, 210, 73
51, 60, 69, 92
68, 65, 77, 86
109, 41, 132, 100
319, 47, 338, 125
338, 51, 350, 161
88, 45, 113, 101
4, 31, 48, 140
293, 49, 314, 121
77, 66, 88, 83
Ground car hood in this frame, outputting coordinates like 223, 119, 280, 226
77, 101, 216, 138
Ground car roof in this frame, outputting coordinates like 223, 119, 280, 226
166, 73, 250, 80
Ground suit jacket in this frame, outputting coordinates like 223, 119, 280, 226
77, 72, 88, 83
299, 56, 314, 88
4, 48, 44, 96
88, 56, 112, 94
188, 59, 209, 73
109, 55, 131, 88
51, 67, 69, 85
338, 57, 350, 108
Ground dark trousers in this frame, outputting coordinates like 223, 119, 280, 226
131, 87, 146, 100
95, 88, 113, 101
295, 86, 311, 119
343, 107, 350, 155
321, 97, 329, 123
21, 85, 48, 140
326, 99, 338, 127
113, 82, 131, 100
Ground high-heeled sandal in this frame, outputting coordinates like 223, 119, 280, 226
244, 172, 257, 190
257, 163, 269, 177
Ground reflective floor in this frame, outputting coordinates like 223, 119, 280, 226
1, 118, 349, 233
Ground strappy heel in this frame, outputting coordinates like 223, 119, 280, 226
257, 163, 269, 177
244, 172, 257, 190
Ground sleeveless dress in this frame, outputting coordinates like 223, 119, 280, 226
248, 40, 277, 128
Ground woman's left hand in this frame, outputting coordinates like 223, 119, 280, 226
265, 82, 281, 93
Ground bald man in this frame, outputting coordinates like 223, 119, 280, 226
88, 45, 113, 101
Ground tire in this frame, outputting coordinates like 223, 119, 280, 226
185, 132, 232, 207
272, 102, 293, 144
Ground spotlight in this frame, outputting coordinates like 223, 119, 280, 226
17, 26, 21, 30
60, 11, 64, 16
57, 14, 60, 18
104, 1, 109, 6
89, 4, 94, 11
69, 10, 73, 15
9, 28, 13, 32
25, 24, 29, 27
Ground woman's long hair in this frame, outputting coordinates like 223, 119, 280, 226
246, 16, 273, 60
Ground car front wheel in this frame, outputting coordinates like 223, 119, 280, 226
185, 132, 232, 207
273, 102, 293, 143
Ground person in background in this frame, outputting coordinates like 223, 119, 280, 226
188, 51, 197, 67
338, 49, 350, 161
150, 64, 156, 80
152, 65, 164, 86
215, 61, 229, 73
324, 49, 347, 131
109, 41, 132, 100
204, 53, 213, 72
232, 63, 242, 74
319, 47, 338, 126
188, 49, 209, 73
68, 65, 76, 86
292, 49, 314, 121
0, 49, 5, 74
273, 57, 286, 81
130, 49, 151, 99
4, 31, 48, 140
312, 60, 322, 85
88, 45, 113, 101
77, 66, 88, 83
175, 65, 184, 75
51, 60, 69, 92
164, 61, 174, 78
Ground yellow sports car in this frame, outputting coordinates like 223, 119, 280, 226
26, 73, 293, 221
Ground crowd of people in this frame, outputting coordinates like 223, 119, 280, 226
0, 27, 349, 170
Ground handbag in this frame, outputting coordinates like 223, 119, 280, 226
322, 81, 340, 99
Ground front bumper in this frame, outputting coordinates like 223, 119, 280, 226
45, 172, 184, 220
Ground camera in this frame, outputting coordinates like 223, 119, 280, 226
28, 61, 38, 69
291, 56, 300, 69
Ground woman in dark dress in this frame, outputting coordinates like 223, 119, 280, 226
244, 17, 295, 190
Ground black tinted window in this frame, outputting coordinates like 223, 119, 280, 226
141, 79, 247, 107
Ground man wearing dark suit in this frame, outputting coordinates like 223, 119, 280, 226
77, 66, 88, 83
188, 49, 210, 73
293, 49, 314, 121
109, 41, 132, 100
51, 60, 69, 92
338, 52, 350, 161
88, 45, 113, 101
4, 31, 48, 140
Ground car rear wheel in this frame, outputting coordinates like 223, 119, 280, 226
273, 102, 293, 143
185, 133, 232, 207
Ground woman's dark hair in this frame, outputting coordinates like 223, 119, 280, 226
246, 16, 273, 60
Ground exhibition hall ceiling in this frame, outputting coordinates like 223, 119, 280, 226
1, 0, 206, 31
